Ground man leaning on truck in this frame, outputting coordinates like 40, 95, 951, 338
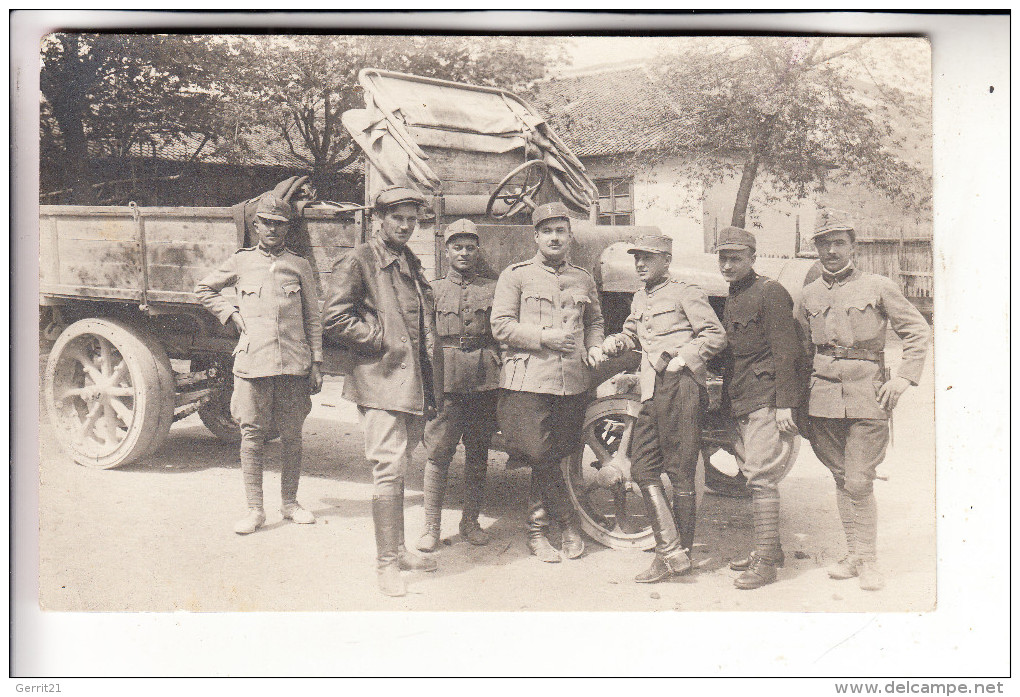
194, 193, 323, 535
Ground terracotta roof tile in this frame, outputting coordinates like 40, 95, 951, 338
532, 65, 687, 157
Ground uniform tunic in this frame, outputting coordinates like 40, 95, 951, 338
800, 265, 931, 420
618, 276, 727, 402
490, 254, 605, 396
433, 269, 500, 393
195, 245, 323, 378
425, 269, 500, 468
722, 271, 806, 417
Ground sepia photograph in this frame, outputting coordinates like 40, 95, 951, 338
11, 10, 1009, 681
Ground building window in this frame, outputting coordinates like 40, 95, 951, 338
596, 177, 634, 225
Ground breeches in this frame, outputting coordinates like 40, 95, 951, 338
359, 407, 426, 497
497, 390, 589, 522
231, 375, 312, 507
735, 406, 798, 494
630, 370, 705, 492
806, 416, 889, 498
497, 390, 589, 470
425, 391, 499, 466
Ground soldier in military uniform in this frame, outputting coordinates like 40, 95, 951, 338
491, 202, 606, 563
800, 209, 931, 591
416, 219, 500, 552
716, 226, 808, 589
195, 193, 323, 535
602, 235, 727, 582
321, 185, 442, 597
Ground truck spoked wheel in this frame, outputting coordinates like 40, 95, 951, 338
44, 318, 174, 469
561, 395, 655, 550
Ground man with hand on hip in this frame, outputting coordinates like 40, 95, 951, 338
195, 193, 323, 535
601, 234, 726, 583
800, 209, 931, 591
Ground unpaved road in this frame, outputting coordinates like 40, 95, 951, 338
36, 342, 934, 614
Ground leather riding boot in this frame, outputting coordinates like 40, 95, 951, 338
671, 491, 697, 555
372, 496, 405, 597
526, 503, 561, 563
559, 514, 585, 560
636, 484, 691, 583
395, 480, 437, 573
416, 461, 446, 552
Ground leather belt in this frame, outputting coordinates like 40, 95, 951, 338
440, 336, 495, 351
817, 344, 883, 362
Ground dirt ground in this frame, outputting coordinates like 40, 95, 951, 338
36, 340, 934, 614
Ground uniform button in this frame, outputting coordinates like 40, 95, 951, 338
401, 337, 407, 343
464, 319, 472, 325
400, 363, 407, 369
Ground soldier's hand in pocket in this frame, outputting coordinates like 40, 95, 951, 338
541, 328, 577, 354
665, 355, 687, 373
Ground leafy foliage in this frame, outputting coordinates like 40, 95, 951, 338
40, 33, 229, 202
648, 37, 931, 226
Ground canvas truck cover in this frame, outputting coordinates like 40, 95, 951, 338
343, 69, 598, 213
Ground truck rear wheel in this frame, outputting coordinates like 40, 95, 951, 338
44, 318, 174, 469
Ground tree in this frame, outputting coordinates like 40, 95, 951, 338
217, 35, 566, 194
649, 37, 931, 228
40, 33, 229, 203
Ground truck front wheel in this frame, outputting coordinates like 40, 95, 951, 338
44, 318, 174, 469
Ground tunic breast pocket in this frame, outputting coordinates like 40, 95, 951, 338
237, 284, 263, 318
562, 291, 590, 331
522, 286, 555, 329
435, 306, 462, 336
727, 307, 766, 356
802, 302, 829, 345
845, 295, 883, 342
279, 279, 303, 312
647, 307, 680, 335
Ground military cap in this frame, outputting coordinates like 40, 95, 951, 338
714, 226, 756, 252
444, 218, 479, 244
627, 234, 673, 256
812, 208, 856, 240
256, 193, 294, 221
374, 185, 427, 211
532, 201, 572, 228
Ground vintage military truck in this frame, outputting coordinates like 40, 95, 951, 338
39, 69, 817, 550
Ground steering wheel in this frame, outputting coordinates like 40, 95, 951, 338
486, 159, 549, 220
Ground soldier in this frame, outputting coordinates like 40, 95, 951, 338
416, 219, 500, 552
321, 185, 442, 597
601, 234, 727, 583
195, 193, 323, 535
800, 209, 931, 591
491, 202, 606, 563
715, 226, 807, 589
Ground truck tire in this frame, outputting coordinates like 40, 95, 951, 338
44, 318, 174, 469
198, 391, 241, 444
